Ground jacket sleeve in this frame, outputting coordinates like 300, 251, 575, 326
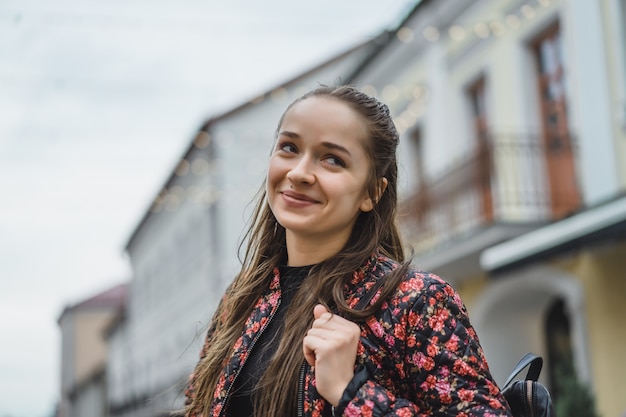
336, 278, 512, 417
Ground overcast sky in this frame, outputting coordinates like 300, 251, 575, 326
0, 1, 417, 416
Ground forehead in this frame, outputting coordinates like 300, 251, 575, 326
280, 96, 369, 140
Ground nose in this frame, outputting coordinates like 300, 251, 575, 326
286, 156, 316, 185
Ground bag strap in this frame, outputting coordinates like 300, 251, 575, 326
503, 352, 543, 389
353, 277, 386, 311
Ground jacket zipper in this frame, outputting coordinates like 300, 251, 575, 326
297, 361, 308, 417
218, 298, 281, 417
525, 380, 534, 417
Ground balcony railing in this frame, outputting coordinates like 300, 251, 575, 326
399, 134, 581, 254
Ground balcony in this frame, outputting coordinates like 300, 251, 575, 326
399, 134, 581, 282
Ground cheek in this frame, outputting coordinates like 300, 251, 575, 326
266, 157, 288, 193
330, 177, 369, 204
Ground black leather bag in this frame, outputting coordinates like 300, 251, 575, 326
502, 353, 555, 417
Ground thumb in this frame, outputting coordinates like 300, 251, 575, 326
313, 304, 328, 319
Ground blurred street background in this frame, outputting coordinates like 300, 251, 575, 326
2, 1, 626, 417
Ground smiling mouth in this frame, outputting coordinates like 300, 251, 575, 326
281, 191, 319, 203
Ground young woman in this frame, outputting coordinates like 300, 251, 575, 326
184, 85, 512, 417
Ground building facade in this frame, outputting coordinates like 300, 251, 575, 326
57, 283, 127, 417
348, 0, 626, 416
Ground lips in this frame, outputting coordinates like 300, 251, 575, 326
280, 190, 320, 204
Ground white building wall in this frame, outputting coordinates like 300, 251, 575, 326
107, 323, 127, 410
562, 0, 619, 204
72, 375, 107, 417
604, 0, 626, 187
211, 106, 281, 283
424, 43, 451, 180
106, 138, 218, 415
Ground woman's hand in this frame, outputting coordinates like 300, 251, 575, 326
302, 304, 361, 406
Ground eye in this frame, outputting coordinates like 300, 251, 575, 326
277, 142, 298, 154
323, 155, 346, 168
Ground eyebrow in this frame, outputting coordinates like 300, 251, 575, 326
321, 141, 352, 157
278, 130, 352, 157
278, 130, 300, 139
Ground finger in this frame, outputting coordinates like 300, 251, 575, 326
306, 327, 336, 340
311, 313, 353, 331
313, 304, 329, 320
303, 334, 324, 366
303, 341, 316, 366
308, 327, 360, 349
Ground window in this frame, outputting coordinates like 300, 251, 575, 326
531, 23, 581, 218
467, 76, 493, 222
467, 76, 489, 143
410, 128, 425, 190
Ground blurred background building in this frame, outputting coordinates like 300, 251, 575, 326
348, 2, 626, 417
57, 283, 127, 417
58, 0, 626, 416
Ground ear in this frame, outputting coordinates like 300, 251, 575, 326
360, 177, 388, 212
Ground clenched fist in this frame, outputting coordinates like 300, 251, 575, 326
302, 304, 361, 406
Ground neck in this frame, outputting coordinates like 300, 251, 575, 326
285, 231, 349, 266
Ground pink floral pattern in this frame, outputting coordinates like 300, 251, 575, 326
185, 253, 512, 417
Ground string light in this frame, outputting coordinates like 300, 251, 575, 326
474, 22, 490, 39
489, 20, 506, 37
382, 84, 400, 103
191, 158, 209, 176
146, 81, 428, 214
397, 26, 414, 43
143, 1, 557, 216
407, 100, 426, 117
150, 200, 162, 213
270, 87, 288, 103
361, 85, 378, 97
448, 25, 467, 41
161, 185, 184, 212
422, 26, 440, 42
169, 185, 184, 196
201, 185, 221, 206
185, 185, 200, 202
505, 14, 521, 29
521, 4, 536, 19
149, 183, 224, 212
175, 159, 190, 177
193, 131, 211, 149
374, 1, 554, 46
249, 95, 265, 105
293, 86, 309, 98
412, 86, 425, 100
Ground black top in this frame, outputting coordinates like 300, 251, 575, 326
226, 264, 311, 417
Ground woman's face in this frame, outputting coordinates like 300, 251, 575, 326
267, 96, 375, 248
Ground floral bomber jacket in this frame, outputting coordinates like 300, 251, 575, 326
185, 252, 513, 417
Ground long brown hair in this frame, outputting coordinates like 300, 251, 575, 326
185, 85, 410, 417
